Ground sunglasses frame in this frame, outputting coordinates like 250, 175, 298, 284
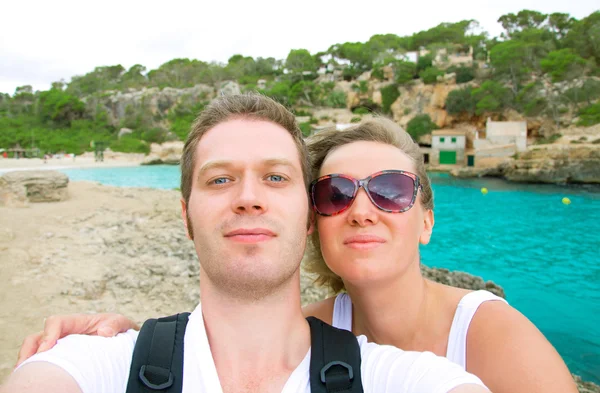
310, 170, 422, 217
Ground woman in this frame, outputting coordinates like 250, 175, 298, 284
17, 118, 577, 393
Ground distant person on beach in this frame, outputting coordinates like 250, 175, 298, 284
3, 94, 488, 393
1, 151, 6, 159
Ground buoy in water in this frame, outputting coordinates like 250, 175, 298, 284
562, 197, 571, 205
481, 187, 488, 195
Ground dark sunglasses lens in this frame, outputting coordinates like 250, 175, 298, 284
313, 177, 355, 215
368, 173, 415, 211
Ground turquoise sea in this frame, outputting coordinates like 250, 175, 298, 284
62, 166, 600, 383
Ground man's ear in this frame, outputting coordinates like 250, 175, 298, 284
181, 198, 193, 240
419, 209, 434, 245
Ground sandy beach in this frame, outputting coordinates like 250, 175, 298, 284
0, 153, 145, 174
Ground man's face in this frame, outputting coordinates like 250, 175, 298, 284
182, 118, 312, 300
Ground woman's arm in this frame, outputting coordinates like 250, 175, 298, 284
15, 313, 138, 367
466, 301, 578, 393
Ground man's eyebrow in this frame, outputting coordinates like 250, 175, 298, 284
261, 158, 298, 170
198, 160, 233, 176
197, 158, 298, 179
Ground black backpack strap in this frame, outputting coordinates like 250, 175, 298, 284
126, 312, 191, 393
307, 316, 363, 393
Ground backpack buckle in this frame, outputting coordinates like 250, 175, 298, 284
139, 365, 174, 390
320, 360, 354, 383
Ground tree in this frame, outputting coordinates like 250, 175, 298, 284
328, 42, 374, 71
540, 49, 587, 82
121, 64, 148, 89
406, 114, 437, 141
38, 88, 86, 127
489, 40, 534, 95
393, 61, 417, 84
563, 11, 600, 64
498, 10, 548, 39
420, 67, 444, 84
380, 84, 400, 114
285, 49, 316, 76
416, 54, 433, 74
472, 81, 512, 115
446, 87, 476, 115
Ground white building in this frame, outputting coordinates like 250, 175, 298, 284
431, 130, 467, 165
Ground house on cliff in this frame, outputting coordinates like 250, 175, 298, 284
430, 130, 467, 165
471, 118, 528, 164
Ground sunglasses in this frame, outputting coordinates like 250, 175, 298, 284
310, 170, 421, 216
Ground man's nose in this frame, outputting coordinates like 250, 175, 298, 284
232, 177, 267, 215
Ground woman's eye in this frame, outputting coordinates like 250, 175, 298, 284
267, 175, 285, 182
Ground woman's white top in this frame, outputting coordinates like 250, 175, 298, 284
332, 290, 508, 369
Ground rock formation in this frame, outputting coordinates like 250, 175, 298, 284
505, 145, 600, 184
0, 170, 69, 207
141, 141, 185, 165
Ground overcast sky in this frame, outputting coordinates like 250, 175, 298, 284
1, 0, 597, 95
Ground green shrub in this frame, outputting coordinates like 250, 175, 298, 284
406, 114, 437, 141
299, 122, 312, 137
110, 136, 150, 154
577, 103, 600, 126
352, 107, 370, 115
294, 109, 311, 117
403, 108, 411, 115
446, 87, 476, 115
141, 128, 167, 144
380, 84, 400, 114
535, 134, 562, 145
592, 138, 600, 144
447, 66, 475, 84
351, 117, 362, 123
324, 91, 347, 108
419, 67, 444, 84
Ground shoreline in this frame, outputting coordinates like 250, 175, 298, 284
0, 156, 143, 174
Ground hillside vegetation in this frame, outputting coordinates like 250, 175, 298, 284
1, 9, 599, 155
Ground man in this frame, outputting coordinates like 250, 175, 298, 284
2, 94, 488, 393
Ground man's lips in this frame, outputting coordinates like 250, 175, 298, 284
343, 234, 386, 250
224, 228, 276, 243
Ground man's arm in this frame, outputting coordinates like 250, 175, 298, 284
1, 362, 82, 393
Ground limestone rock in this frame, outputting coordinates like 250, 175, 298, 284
573, 374, 600, 393
505, 145, 600, 184
0, 170, 69, 207
420, 265, 506, 298
141, 141, 184, 166
118, 128, 133, 139
219, 81, 241, 96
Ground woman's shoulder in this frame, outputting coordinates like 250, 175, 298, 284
302, 296, 337, 325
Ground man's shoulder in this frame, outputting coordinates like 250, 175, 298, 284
16, 330, 140, 393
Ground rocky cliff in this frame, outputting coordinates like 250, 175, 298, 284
505, 144, 600, 184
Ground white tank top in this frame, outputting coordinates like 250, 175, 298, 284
332, 290, 508, 369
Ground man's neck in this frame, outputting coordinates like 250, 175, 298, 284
200, 271, 310, 393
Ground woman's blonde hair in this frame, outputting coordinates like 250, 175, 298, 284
304, 117, 434, 293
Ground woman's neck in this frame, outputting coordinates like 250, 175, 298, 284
346, 262, 449, 354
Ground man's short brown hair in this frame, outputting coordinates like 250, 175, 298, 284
180, 93, 311, 211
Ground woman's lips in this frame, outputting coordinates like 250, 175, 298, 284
343, 234, 386, 250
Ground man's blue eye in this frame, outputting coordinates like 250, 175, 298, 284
268, 175, 284, 182
213, 178, 229, 185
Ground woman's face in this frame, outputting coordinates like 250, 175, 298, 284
316, 141, 434, 288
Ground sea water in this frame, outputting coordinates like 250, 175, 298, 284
62, 166, 600, 383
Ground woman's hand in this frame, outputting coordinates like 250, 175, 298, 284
15, 313, 139, 367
